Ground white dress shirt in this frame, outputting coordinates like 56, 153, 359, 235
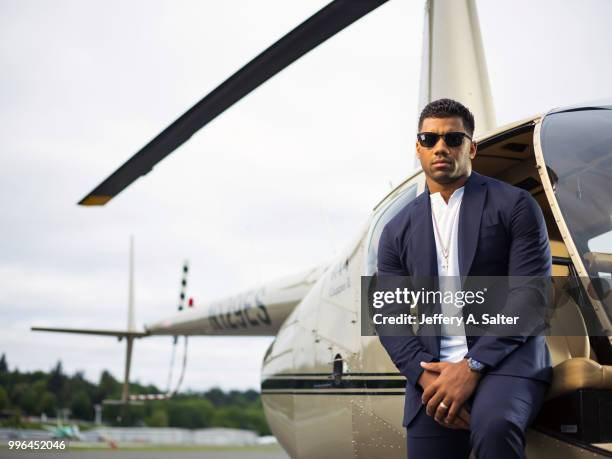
430, 187, 468, 362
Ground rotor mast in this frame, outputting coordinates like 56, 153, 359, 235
419, 0, 496, 137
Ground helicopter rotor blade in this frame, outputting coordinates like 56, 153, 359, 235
79, 0, 388, 206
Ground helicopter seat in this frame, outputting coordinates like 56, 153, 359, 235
545, 279, 612, 400
546, 357, 612, 400
536, 267, 612, 443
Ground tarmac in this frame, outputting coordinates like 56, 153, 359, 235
0, 444, 290, 459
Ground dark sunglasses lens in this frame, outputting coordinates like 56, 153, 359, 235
444, 133, 465, 147
418, 133, 439, 148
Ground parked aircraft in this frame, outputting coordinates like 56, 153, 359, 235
43, 423, 81, 441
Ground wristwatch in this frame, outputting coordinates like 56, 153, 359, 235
467, 357, 487, 373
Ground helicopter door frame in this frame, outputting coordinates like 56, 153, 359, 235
533, 117, 612, 343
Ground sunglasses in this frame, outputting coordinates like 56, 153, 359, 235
416, 131, 472, 148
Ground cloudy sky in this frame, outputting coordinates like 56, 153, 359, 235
2, 0, 612, 392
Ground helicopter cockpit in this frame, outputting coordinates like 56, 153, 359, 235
470, 104, 612, 444
364, 103, 612, 446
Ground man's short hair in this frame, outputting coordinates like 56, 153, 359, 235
418, 98, 475, 137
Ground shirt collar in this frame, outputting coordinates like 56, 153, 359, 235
430, 186, 465, 206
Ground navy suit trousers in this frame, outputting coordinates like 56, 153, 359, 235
405, 374, 549, 459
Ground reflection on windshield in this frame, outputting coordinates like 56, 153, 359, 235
541, 109, 612, 322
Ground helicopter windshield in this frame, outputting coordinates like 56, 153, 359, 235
540, 106, 612, 323
365, 183, 418, 276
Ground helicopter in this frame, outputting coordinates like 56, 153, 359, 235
43, 423, 82, 441
32, 0, 612, 457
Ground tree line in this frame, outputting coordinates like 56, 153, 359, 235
0, 354, 270, 434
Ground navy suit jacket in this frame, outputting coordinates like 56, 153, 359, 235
377, 171, 553, 427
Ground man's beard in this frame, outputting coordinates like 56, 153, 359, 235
428, 160, 471, 185
429, 166, 458, 184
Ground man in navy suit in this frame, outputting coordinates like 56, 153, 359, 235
377, 98, 552, 458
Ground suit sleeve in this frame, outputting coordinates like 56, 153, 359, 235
376, 224, 436, 388
465, 190, 552, 368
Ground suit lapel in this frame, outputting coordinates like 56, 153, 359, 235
410, 190, 439, 356
458, 172, 487, 277
410, 191, 438, 277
